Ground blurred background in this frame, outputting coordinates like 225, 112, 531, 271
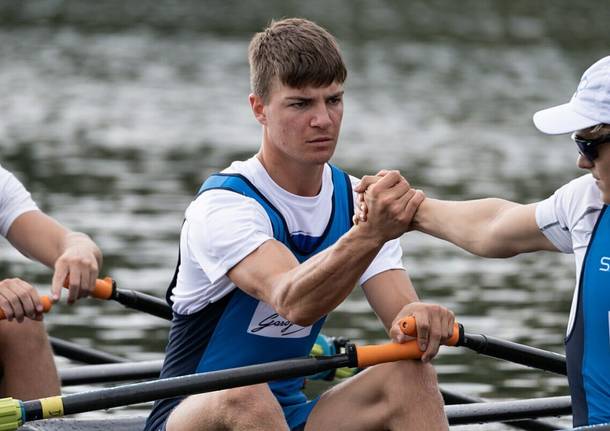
2, 1, 607, 428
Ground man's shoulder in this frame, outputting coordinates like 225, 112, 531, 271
554, 174, 602, 209
545, 174, 604, 230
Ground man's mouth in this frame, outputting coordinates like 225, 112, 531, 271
307, 136, 333, 143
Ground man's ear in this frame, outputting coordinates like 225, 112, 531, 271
249, 93, 266, 125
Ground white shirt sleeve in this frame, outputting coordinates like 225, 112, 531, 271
359, 238, 405, 285
535, 175, 597, 254
184, 189, 275, 283
0, 166, 39, 237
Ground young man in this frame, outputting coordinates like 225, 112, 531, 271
357, 55, 610, 427
0, 164, 101, 400
145, 18, 455, 431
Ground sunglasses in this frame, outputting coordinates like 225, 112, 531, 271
571, 132, 610, 162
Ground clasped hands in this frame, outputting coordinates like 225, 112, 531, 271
353, 170, 425, 235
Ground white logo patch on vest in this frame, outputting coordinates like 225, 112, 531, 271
247, 301, 312, 338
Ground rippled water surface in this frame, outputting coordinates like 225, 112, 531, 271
2, 1, 608, 429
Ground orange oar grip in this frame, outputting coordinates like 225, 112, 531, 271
355, 341, 423, 368
40, 295, 53, 312
399, 316, 460, 346
0, 295, 53, 320
63, 277, 114, 300
92, 277, 114, 299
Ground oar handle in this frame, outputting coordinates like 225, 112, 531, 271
63, 277, 115, 300
0, 296, 52, 320
398, 316, 461, 346
354, 341, 424, 367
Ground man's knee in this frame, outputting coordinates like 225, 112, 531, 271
221, 385, 285, 424
169, 384, 286, 430
383, 360, 442, 400
0, 320, 49, 352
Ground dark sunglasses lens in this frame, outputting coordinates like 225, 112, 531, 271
575, 139, 598, 161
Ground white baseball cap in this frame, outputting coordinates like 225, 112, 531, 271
533, 56, 610, 135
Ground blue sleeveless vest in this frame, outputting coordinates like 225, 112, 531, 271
174, 164, 353, 403
566, 205, 610, 426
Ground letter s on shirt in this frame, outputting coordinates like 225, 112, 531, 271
600, 256, 610, 272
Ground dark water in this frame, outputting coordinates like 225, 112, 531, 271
1, 1, 606, 428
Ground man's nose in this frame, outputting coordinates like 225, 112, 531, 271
310, 106, 332, 128
577, 152, 594, 169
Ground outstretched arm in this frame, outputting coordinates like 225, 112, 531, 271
413, 198, 557, 257
355, 173, 557, 258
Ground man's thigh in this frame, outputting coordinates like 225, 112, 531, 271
166, 383, 290, 431
304, 360, 446, 431
0, 319, 59, 399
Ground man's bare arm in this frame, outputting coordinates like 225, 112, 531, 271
228, 171, 424, 326
413, 198, 557, 257
363, 268, 454, 362
6, 210, 102, 302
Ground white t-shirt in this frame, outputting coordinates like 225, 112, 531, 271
0, 164, 38, 238
535, 173, 604, 334
171, 157, 404, 315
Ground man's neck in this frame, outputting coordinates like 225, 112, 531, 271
256, 151, 324, 197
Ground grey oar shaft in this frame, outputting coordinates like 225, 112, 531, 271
446, 395, 571, 425
50, 337, 127, 364
23, 354, 352, 421
60, 360, 163, 386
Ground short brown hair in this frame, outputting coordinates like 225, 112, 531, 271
248, 18, 347, 103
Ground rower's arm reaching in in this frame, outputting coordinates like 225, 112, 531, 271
412, 198, 558, 257
355, 173, 557, 258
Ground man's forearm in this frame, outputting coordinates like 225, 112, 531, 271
8, 212, 102, 270
413, 198, 520, 257
270, 224, 384, 326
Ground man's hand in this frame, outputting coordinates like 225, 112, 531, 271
0, 278, 45, 322
354, 170, 425, 237
390, 302, 455, 363
51, 233, 101, 304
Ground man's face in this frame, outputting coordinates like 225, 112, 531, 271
253, 80, 344, 166
575, 125, 610, 204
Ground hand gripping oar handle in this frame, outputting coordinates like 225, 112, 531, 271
64, 277, 173, 320
399, 316, 462, 346
0, 296, 53, 320
399, 316, 567, 375
62, 277, 114, 299
0, 341, 432, 429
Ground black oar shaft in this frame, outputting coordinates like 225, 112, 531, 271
400, 318, 567, 375
23, 354, 353, 420
112, 288, 173, 320
459, 332, 567, 375
50, 337, 127, 364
